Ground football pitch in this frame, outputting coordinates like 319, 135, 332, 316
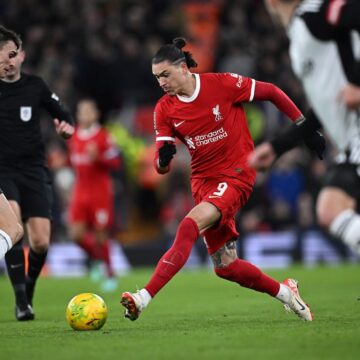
1, 264, 359, 360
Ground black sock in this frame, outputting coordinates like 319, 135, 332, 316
5, 240, 27, 309
26, 248, 47, 305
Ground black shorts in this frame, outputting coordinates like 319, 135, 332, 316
0, 165, 53, 221
323, 163, 360, 202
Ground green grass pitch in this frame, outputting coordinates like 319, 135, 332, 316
1, 264, 359, 360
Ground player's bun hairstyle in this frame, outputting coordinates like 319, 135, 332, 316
152, 37, 198, 69
0, 25, 22, 50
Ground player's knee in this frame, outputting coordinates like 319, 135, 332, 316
13, 222, 24, 243
5, 221, 24, 245
30, 236, 49, 253
316, 205, 337, 228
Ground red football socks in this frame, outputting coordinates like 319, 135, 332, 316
215, 258, 280, 296
145, 217, 200, 297
78, 233, 114, 277
78, 232, 97, 259
96, 240, 113, 277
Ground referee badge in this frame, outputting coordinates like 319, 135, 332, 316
20, 106, 32, 122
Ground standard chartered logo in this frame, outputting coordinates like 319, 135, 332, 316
185, 136, 195, 149
185, 127, 228, 149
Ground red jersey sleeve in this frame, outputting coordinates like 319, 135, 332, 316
218, 73, 256, 104
154, 100, 175, 143
253, 81, 303, 122
98, 131, 121, 170
153, 100, 176, 174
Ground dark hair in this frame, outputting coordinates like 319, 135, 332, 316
152, 37, 198, 69
0, 25, 22, 50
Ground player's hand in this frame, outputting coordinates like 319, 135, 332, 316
158, 141, 176, 168
303, 130, 326, 160
54, 118, 75, 139
248, 142, 276, 171
339, 84, 360, 110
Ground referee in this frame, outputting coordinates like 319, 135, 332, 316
0, 29, 24, 260
0, 26, 74, 321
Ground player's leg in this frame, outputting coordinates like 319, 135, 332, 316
93, 227, 118, 292
120, 201, 219, 320
0, 178, 30, 320
4, 200, 33, 320
93, 204, 114, 276
210, 240, 313, 321
25, 217, 51, 306
203, 176, 312, 321
69, 194, 105, 275
19, 173, 53, 313
0, 192, 23, 258
69, 222, 94, 256
317, 163, 360, 255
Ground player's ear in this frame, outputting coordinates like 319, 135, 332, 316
180, 61, 188, 74
19, 49, 26, 63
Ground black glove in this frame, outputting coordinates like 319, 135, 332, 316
158, 142, 176, 167
303, 130, 326, 160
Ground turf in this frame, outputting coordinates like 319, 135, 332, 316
1, 264, 359, 360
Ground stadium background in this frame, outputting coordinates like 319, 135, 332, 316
0, 0, 356, 276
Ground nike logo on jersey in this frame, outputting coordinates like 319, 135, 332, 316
174, 121, 185, 128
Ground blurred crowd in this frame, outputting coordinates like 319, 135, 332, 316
0, 0, 331, 244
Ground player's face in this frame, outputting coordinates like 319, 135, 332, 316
152, 61, 187, 96
0, 41, 24, 80
76, 100, 100, 128
0, 41, 18, 78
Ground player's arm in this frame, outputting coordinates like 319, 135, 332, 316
153, 102, 176, 174
326, 0, 360, 108
326, 0, 360, 33
39, 79, 75, 139
248, 109, 325, 171
253, 81, 325, 157
270, 109, 324, 158
97, 133, 121, 171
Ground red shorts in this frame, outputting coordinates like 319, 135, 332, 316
191, 175, 254, 254
69, 191, 114, 229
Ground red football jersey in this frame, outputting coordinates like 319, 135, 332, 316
154, 72, 256, 183
68, 124, 120, 194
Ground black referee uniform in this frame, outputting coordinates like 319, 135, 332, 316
0, 73, 73, 218
0, 72, 73, 320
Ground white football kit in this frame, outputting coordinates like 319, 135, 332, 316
288, 0, 360, 164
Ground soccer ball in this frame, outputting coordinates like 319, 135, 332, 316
66, 293, 108, 331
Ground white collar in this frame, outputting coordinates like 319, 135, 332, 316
176, 73, 200, 103
77, 124, 100, 140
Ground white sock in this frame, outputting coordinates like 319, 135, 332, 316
330, 209, 360, 255
275, 284, 292, 304
0, 229, 13, 259
139, 288, 152, 309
